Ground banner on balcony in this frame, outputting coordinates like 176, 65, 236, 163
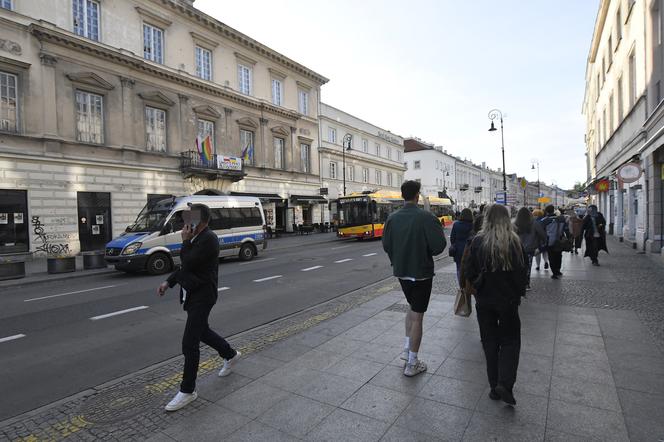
217, 156, 242, 171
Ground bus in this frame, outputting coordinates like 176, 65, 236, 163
336, 191, 453, 239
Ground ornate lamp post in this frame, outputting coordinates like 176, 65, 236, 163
531, 159, 541, 207
342, 134, 352, 196
488, 109, 507, 192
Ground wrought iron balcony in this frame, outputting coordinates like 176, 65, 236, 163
474, 186, 483, 193
179, 150, 246, 182
459, 184, 469, 191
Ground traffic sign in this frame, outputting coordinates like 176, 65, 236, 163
520, 178, 527, 189
495, 191, 506, 204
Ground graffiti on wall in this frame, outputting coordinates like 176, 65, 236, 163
31, 216, 70, 256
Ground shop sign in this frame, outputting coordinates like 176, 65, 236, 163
217, 156, 242, 171
595, 179, 610, 193
538, 196, 552, 203
617, 162, 642, 183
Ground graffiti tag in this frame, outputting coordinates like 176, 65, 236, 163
32, 216, 70, 256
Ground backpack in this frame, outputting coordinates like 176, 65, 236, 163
545, 218, 562, 247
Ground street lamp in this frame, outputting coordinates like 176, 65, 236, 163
488, 109, 507, 193
342, 133, 352, 196
531, 159, 540, 206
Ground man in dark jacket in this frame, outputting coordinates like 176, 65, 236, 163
382, 180, 447, 377
158, 204, 240, 411
540, 205, 569, 279
582, 204, 608, 266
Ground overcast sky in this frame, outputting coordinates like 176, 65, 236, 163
196, 0, 599, 189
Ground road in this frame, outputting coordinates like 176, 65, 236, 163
0, 236, 402, 422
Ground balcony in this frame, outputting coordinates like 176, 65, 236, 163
459, 184, 469, 191
474, 186, 483, 193
179, 150, 246, 182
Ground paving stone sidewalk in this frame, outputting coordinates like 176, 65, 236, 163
140, 237, 664, 442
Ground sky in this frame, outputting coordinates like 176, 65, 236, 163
196, 0, 599, 190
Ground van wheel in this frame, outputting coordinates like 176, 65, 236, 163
239, 243, 255, 261
147, 252, 172, 275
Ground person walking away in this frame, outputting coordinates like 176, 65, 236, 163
513, 207, 545, 291
568, 210, 584, 254
582, 205, 608, 266
532, 209, 549, 271
540, 205, 569, 279
464, 204, 527, 405
450, 208, 474, 284
383, 180, 447, 377
158, 204, 240, 411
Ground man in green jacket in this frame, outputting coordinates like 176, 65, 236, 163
383, 180, 447, 377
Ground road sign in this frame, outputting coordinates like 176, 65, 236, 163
520, 178, 527, 189
495, 191, 506, 204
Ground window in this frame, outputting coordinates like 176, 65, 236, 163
435, 160, 439, 170
213, 207, 263, 230
375, 170, 382, 185
300, 143, 310, 173
195, 46, 212, 81
375, 143, 381, 157
0, 71, 18, 133
602, 108, 607, 142
298, 89, 309, 115
0, 190, 28, 254
240, 129, 254, 165
397, 151, 402, 161
609, 93, 614, 134
608, 37, 613, 65
274, 137, 285, 169
328, 127, 337, 143
597, 118, 602, 145
397, 175, 402, 187
362, 167, 369, 183
617, 75, 624, 120
387, 172, 393, 187
616, 8, 622, 41
387, 147, 392, 160
1, 0, 11, 10
73, 0, 100, 41
657, 1, 662, 46
602, 57, 606, 83
75, 90, 103, 143
414, 160, 421, 169
238, 64, 252, 95
596, 73, 600, 100
271, 78, 283, 106
362, 138, 368, 152
143, 23, 164, 63
330, 162, 337, 179
629, 51, 636, 108
197, 118, 214, 151
347, 165, 354, 182
145, 107, 166, 152
655, 81, 662, 106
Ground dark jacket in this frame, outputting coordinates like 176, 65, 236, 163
382, 203, 447, 279
582, 213, 608, 255
463, 235, 528, 306
540, 215, 570, 248
514, 221, 546, 255
167, 227, 220, 308
450, 220, 473, 263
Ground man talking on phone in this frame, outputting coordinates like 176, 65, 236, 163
158, 203, 240, 411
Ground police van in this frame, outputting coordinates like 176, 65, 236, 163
105, 195, 267, 275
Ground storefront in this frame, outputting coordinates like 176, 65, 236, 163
289, 195, 328, 225
229, 191, 287, 231
0, 189, 29, 255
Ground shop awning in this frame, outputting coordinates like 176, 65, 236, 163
290, 194, 328, 204
230, 192, 285, 203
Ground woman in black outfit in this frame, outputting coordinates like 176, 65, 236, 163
449, 208, 474, 284
462, 204, 527, 406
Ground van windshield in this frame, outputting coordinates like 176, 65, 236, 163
126, 209, 170, 233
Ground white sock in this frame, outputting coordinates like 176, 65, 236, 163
404, 337, 410, 350
408, 351, 418, 365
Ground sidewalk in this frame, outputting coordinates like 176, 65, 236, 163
3, 238, 664, 441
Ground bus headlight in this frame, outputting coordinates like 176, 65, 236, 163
122, 242, 142, 255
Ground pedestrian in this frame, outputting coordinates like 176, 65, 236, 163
463, 204, 527, 406
449, 208, 474, 284
582, 204, 608, 266
532, 209, 549, 271
158, 203, 240, 411
382, 180, 447, 377
513, 207, 546, 291
567, 210, 584, 254
540, 205, 569, 279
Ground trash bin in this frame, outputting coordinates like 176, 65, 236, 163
82, 250, 107, 270
0, 252, 30, 281
47, 256, 77, 274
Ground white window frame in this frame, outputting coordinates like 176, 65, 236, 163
375, 170, 382, 185
143, 23, 164, 64
362, 138, 368, 153
414, 160, 421, 170
387, 172, 393, 187
375, 143, 381, 157
300, 143, 310, 173
240, 129, 254, 165
195, 46, 212, 81
330, 162, 337, 179
298, 89, 309, 115
238, 63, 252, 95
328, 127, 337, 143
617, 75, 624, 121
145, 106, 166, 152
628, 51, 636, 108
387, 147, 392, 160
274, 137, 285, 169
197, 118, 215, 152
362, 167, 369, 183
73, 0, 100, 41
347, 165, 354, 182
75, 90, 104, 144
0, 71, 18, 133
272, 78, 283, 106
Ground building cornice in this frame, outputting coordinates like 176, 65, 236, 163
318, 145, 406, 171
588, 1, 610, 63
320, 104, 404, 143
29, 23, 302, 121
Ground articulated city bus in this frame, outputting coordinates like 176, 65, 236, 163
336, 191, 454, 239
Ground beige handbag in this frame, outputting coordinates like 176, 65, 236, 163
454, 288, 472, 317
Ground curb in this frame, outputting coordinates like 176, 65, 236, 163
0, 267, 117, 289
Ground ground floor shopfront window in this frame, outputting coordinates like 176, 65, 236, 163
0, 189, 28, 254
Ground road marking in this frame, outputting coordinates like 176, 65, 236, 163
253, 275, 282, 282
0, 333, 25, 343
363, 253, 377, 257
331, 245, 351, 250
90, 306, 149, 321
24, 285, 120, 302
218, 287, 230, 291
301, 265, 323, 272
335, 258, 353, 263
239, 257, 276, 266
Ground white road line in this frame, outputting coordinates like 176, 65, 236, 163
334, 258, 353, 263
301, 265, 323, 272
218, 287, 230, 292
24, 285, 120, 302
253, 275, 282, 283
362, 253, 377, 257
90, 306, 149, 321
0, 334, 26, 343
239, 257, 276, 266
331, 245, 351, 250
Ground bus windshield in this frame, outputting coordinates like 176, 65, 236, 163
339, 198, 371, 226
126, 199, 175, 233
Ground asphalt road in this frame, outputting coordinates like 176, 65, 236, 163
0, 236, 404, 421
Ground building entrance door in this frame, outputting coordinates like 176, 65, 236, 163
77, 192, 112, 252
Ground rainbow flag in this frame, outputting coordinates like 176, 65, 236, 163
196, 135, 213, 163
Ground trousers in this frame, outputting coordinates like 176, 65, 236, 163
476, 302, 521, 391
181, 302, 235, 393
548, 249, 563, 275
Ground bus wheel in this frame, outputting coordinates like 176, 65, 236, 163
239, 243, 256, 261
147, 252, 172, 275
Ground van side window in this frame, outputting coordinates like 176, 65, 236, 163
165, 211, 184, 233
241, 207, 262, 226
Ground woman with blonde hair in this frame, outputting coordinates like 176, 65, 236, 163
463, 204, 527, 406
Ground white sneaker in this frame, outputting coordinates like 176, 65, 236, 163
165, 391, 197, 411
404, 359, 427, 377
218, 350, 242, 377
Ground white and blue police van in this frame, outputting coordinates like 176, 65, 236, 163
105, 195, 267, 275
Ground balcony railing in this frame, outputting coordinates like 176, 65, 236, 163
179, 150, 246, 182
474, 186, 483, 193
459, 184, 469, 191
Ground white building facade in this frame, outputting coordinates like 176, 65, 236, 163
403, 138, 456, 202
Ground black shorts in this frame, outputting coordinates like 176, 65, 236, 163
399, 278, 433, 313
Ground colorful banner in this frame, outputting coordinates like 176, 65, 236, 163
217, 156, 242, 171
